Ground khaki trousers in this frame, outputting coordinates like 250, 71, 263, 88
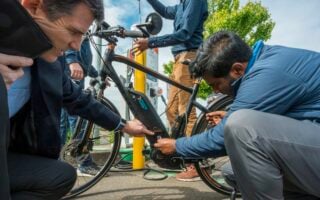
166, 51, 197, 136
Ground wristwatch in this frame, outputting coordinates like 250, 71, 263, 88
114, 118, 127, 132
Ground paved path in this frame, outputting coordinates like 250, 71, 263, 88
73, 170, 229, 200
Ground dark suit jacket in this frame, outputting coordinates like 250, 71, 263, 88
10, 58, 120, 159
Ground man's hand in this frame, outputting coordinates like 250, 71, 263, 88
122, 119, 154, 137
206, 111, 227, 125
69, 63, 84, 80
132, 38, 149, 55
154, 138, 176, 155
0, 53, 33, 89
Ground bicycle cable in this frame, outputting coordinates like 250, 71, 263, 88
158, 89, 183, 117
89, 34, 186, 181
110, 152, 175, 181
89, 36, 108, 69
90, 34, 184, 120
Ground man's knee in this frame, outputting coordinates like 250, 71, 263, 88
224, 109, 249, 139
57, 162, 76, 188
47, 162, 76, 198
224, 109, 260, 146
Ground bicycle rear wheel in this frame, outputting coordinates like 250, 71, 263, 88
192, 95, 238, 196
61, 98, 122, 199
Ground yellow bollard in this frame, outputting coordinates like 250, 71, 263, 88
132, 51, 146, 169
132, 137, 145, 169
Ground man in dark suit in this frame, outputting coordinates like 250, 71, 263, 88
8, 55, 153, 198
0, 0, 153, 199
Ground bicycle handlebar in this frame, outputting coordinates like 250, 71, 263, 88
92, 25, 147, 42
122, 30, 145, 38
91, 12, 162, 42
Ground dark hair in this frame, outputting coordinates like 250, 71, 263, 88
190, 31, 252, 78
42, 0, 104, 23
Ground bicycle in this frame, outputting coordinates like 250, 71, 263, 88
60, 13, 236, 199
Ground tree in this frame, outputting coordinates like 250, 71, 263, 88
205, 0, 275, 46
163, 61, 174, 75
163, 0, 275, 99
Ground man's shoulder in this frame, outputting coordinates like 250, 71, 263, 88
261, 44, 319, 58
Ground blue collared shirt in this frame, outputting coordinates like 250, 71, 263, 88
7, 67, 32, 118
147, 0, 208, 56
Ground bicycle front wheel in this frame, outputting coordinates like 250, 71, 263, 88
61, 98, 122, 199
192, 95, 239, 196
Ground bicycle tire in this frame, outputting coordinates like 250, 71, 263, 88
61, 97, 122, 199
192, 94, 239, 196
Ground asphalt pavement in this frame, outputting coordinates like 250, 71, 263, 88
73, 170, 230, 200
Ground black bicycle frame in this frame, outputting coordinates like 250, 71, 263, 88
99, 44, 208, 142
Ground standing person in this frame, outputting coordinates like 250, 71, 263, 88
60, 37, 100, 175
60, 37, 98, 145
154, 31, 320, 199
1, 0, 153, 199
133, 0, 208, 181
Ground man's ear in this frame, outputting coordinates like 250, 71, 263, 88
230, 62, 247, 79
21, 0, 43, 15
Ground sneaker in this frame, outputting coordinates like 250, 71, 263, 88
77, 164, 101, 177
176, 164, 200, 182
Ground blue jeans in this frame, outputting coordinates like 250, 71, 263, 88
60, 109, 94, 167
60, 109, 77, 146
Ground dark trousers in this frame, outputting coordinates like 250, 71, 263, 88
8, 152, 77, 200
1, 75, 76, 200
0, 75, 10, 199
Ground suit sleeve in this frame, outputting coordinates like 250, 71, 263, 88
65, 50, 80, 65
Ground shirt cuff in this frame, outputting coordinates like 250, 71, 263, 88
66, 59, 79, 65
113, 118, 127, 131
175, 137, 188, 156
113, 119, 122, 130
148, 37, 158, 48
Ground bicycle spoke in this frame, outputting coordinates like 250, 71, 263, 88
60, 100, 122, 199
192, 95, 238, 196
